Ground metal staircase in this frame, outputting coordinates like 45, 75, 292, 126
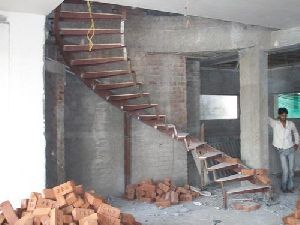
52, 0, 272, 209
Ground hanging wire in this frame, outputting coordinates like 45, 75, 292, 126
185, 0, 191, 28
86, 0, 95, 51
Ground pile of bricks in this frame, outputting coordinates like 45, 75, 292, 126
0, 181, 141, 225
124, 178, 200, 208
283, 198, 300, 225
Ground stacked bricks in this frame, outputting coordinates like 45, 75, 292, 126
0, 181, 141, 225
124, 178, 200, 208
283, 198, 300, 225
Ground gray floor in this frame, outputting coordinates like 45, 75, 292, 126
110, 175, 299, 225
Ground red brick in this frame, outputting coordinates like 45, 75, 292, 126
163, 178, 171, 186
61, 205, 74, 215
157, 183, 170, 193
98, 214, 120, 225
176, 187, 189, 194
295, 209, 300, 219
232, 202, 261, 212
34, 217, 41, 225
53, 181, 75, 197
287, 216, 300, 225
71, 208, 94, 221
0, 214, 5, 224
84, 193, 103, 209
179, 193, 193, 202
56, 195, 67, 208
78, 213, 97, 225
139, 198, 152, 203
63, 215, 73, 224
75, 185, 84, 195
50, 209, 63, 225
170, 191, 178, 204
15, 214, 34, 225
156, 200, 171, 208
40, 215, 50, 225
21, 199, 29, 209
0, 201, 18, 224
65, 193, 77, 206
36, 199, 57, 209
33, 208, 52, 217
255, 169, 268, 175
121, 213, 135, 225
27, 193, 39, 211
97, 204, 120, 219
73, 197, 84, 208
256, 175, 272, 185
42, 190, 56, 200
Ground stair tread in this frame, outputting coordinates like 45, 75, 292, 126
122, 104, 158, 111
93, 82, 142, 90
207, 162, 238, 171
60, 11, 122, 20
63, 43, 125, 52
71, 57, 125, 66
215, 174, 253, 183
226, 184, 270, 195
81, 70, 130, 79
188, 141, 206, 150
108, 93, 149, 101
60, 28, 122, 36
198, 151, 222, 160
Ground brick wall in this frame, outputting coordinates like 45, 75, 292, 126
128, 51, 187, 130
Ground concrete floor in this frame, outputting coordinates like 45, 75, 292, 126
110, 175, 300, 225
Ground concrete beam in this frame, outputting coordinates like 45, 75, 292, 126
239, 47, 269, 169
270, 27, 300, 50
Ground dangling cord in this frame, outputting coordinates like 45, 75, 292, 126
86, 0, 95, 51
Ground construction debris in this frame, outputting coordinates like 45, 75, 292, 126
282, 198, 300, 225
0, 181, 141, 225
232, 202, 261, 212
124, 178, 200, 208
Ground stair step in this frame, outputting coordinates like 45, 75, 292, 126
176, 132, 189, 139
122, 104, 158, 111
188, 141, 206, 150
138, 115, 166, 121
60, 11, 122, 20
226, 184, 270, 195
60, 28, 122, 36
108, 93, 150, 101
215, 174, 254, 183
207, 162, 238, 172
63, 43, 125, 52
71, 57, 125, 66
198, 151, 222, 160
81, 70, 130, 79
93, 82, 142, 90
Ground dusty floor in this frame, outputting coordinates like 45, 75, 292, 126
110, 175, 300, 225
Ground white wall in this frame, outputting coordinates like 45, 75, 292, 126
0, 11, 45, 207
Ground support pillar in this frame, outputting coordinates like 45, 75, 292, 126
239, 47, 269, 169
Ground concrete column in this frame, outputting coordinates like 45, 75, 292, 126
186, 58, 201, 137
239, 47, 269, 169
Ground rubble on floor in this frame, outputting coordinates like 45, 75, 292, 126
0, 181, 141, 225
282, 198, 300, 225
124, 178, 200, 208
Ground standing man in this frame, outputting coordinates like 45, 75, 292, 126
269, 108, 299, 193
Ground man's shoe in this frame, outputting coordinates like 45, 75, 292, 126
281, 188, 288, 193
287, 188, 295, 193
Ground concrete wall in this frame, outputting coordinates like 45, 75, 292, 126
0, 12, 45, 207
64, 73, 125, 197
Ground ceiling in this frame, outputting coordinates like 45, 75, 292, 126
94, 0, 300, 29
0, 0, 63, 15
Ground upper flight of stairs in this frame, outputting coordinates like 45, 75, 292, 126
52, 0, 272, 209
